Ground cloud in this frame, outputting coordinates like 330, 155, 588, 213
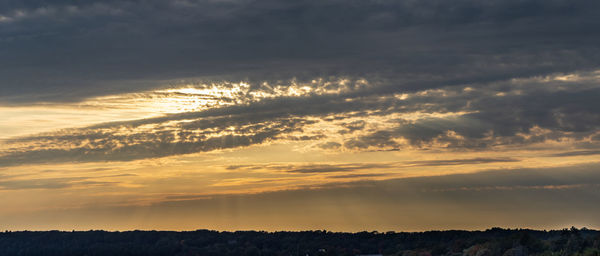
548, 150, 600, 157
285, 164, 389, 174
222, 158, 520, 175
344, 79, 600, 150
0, 82, 415, 166
339, 120, 366, 134
1, 0, 599, 103
225, 163, 392, 174
0, 177, 115, 190
3, 69, 600, 166
329, 173, 389, 179
0, 23, 600, 166
0, 117, 314, 166
3, 0, 600, 232
405, 157, 520, 167
317, 141, 342, 150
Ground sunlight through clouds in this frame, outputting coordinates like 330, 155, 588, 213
1, 0, 600, 231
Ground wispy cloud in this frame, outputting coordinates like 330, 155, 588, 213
329, 173, 389, 179
405, 157, 520, 167
548, 150, 600, 157
0, 177, 115, 190
224, 158, 521, 174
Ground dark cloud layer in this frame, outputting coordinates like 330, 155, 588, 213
2, 0, 600, 166
1, 0, 600, 103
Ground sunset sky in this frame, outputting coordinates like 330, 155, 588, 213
1, 0, 600, 231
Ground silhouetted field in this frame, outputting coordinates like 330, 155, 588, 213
1, 227, 599, 256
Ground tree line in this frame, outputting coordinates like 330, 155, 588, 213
0, 227, 599, 256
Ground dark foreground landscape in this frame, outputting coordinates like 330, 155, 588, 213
1, 228, 599, 256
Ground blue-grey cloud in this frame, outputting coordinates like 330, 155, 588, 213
345, 84, 600, 149
1, 0, 599, 103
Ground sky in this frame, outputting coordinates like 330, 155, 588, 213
1, 0, 600, 232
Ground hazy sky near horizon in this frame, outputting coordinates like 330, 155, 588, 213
1, 0, 600, 231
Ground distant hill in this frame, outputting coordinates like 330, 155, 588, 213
0, 227, 598, 256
